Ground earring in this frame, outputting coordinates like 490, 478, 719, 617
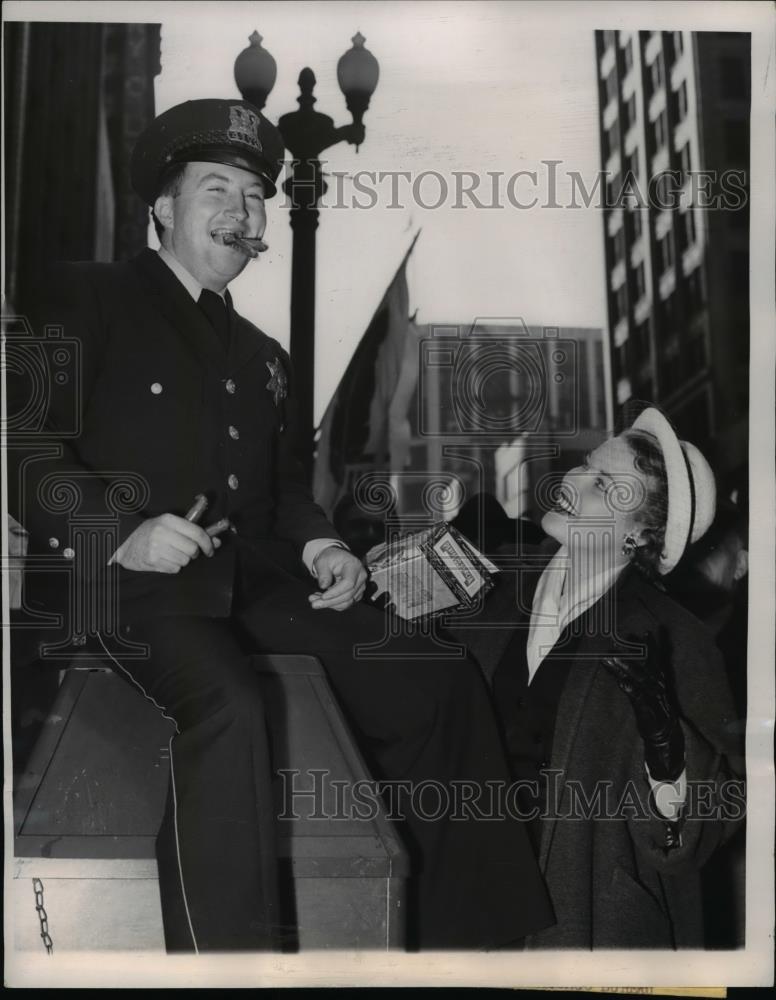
621, 533, 638, 558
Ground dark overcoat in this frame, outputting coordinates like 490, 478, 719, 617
9, 248, 338, 624
447, 551, 744, 948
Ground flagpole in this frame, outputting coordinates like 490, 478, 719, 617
312, 230, 422, 514
314, 228, 421, 443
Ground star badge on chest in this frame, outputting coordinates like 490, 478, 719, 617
266, 357, 288, 407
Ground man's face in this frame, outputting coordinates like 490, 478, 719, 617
155, 161, 267, 291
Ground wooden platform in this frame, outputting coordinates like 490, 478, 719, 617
12, 656, 409, 952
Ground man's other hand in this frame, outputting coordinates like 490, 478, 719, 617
309, 545, 368, 611
110, 513, 221, 573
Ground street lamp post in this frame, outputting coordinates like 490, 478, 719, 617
234, 31, 379, 478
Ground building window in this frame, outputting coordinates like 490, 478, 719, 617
605, 67, 618, 104
672, 31, 684, 60
678, 142, 692, 185
626, 206, 643, 241
605, 120, 620, 160
651, 111, 667, 152
634, 261, 647, 300
614, 284, 628, 323
613, 226, 626, 264
625, 93, 637, 131
652, 171, 679, 208
720, 56, 748, 101
657, 230, 674, 274
649, 53, 664, 95
676, 80, 689, 119
607, 172, 622, 207
679, 208, 696, 249
623, 38, 633, 72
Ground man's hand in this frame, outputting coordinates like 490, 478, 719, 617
600, 628, 685, 782
308, 545, 368, 611
110, 513, 221, 573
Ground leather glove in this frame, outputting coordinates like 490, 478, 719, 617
601, 628, 686, 782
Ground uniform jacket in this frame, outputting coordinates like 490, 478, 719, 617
9, 248, 339, 623
447, 550, 744, 948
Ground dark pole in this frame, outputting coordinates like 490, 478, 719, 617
235, 34, 378, 481
278, 71, 330, 474
285, 144, 325, 473
278, 68, 363, 477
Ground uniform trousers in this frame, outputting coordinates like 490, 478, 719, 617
106, 569, 554, 952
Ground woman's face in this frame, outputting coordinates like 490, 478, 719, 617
541, 436, 651, 563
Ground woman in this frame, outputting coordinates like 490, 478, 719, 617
454, 406, 743, 949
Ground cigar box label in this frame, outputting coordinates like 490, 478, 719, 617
366, 521, 496, 620
432, 533, 483, 598
392, 565, 460, 619
393, 568, 432, 615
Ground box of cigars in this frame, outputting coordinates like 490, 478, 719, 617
365, 523, 498, 621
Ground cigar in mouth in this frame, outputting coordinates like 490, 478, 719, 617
206, 518, 231, 538
213, 230, 268, 258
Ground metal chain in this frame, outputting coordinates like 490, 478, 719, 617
32, 878, 54, 955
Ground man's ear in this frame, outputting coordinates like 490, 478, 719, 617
154, 194, 175, 233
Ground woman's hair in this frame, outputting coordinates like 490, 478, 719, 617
621, 429, 668, 579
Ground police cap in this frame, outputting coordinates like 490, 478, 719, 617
131, 98, 285, 204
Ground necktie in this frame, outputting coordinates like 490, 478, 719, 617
197, 289, 229, 352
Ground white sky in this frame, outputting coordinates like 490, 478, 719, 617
154, 1, 608, 421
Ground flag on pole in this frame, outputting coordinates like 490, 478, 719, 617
314, 233, 421, 516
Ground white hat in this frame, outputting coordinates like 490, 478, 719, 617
631, 407, 716, 575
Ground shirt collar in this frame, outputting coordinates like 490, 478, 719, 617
526, 543, 626, 683
556, 543, 626, 628
157, 246, 226, 302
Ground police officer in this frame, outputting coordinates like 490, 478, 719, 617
9, 99, 554, 952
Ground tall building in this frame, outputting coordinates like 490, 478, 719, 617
401, 322, 608, 521
595, 30, 750, 494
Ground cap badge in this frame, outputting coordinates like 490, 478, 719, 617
266, 357, 288, 406
228, 105, 263, 153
